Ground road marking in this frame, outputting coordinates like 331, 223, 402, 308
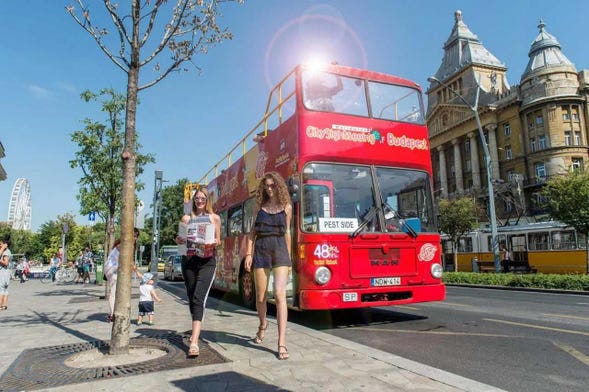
484, 318, 589, 337
356, 327, 509, 337
439, 302, 473, 307
394, 305, 420, 311
542, 313, 589, 321
553, 342, 589, 367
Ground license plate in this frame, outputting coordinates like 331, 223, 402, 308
342, 292, 358, 302
371, 277, 401, 286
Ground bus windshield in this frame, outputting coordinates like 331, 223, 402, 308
301, 70, 424, 124
302, 163, 435, 234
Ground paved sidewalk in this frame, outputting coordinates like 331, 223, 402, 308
0, 277, 505, 392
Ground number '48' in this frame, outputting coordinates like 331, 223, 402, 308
314, 244, 331, 258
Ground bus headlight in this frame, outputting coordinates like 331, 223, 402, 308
314, 266, 331, 285
431, 263, 443, 279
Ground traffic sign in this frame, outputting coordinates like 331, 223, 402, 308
89, 212, 96, 222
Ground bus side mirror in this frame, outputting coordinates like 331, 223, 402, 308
288, 177, 301, 203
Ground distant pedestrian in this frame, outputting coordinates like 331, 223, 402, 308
0, 235, 12, 310
103, 228, 140, 323
132, 270, 162, 325
49, 253, 62, 282
75, 251, 84, 283
15, 258, 27, 283
245, 172, 292, 360
500, 244, 511, 273
175, 186, 220, 357
82, 247, 94, 283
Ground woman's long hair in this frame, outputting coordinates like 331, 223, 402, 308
191, 186, 214, 215
255, 172, 291, 209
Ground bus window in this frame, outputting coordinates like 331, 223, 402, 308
376, 167, 436, 233
219, 210, 228, 240
529, 231, 549, 250
243, 197, 256, 234
228, 205, 243, 237
368, 81, 424, 124
303, 184, 332, 232
302, 70, 368, 116
302, 163, 377, 233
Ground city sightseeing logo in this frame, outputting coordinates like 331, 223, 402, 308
418, 243, 437, 262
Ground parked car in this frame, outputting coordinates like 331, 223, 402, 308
163, 255, 183, 281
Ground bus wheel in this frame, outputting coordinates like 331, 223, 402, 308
240, 269, 256, 309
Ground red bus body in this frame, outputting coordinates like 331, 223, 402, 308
192, 64, 445, 310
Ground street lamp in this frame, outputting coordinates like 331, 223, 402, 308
428, 76, 500, 272
151, 170, 164, 274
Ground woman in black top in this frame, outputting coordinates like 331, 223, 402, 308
245, 172, 292, 360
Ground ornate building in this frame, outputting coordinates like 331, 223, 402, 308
426, 10, 589, 224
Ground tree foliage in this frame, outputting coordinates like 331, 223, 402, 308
542, 168, 589, 273
70, 88, 154, 262
438, 197, 478, 271
67, 0, 240, 354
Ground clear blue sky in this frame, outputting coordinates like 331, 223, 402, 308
1, 0, 588, 232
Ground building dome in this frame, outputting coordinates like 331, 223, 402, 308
521, 19, 576, 82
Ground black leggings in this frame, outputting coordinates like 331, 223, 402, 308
182, 255, 216, 322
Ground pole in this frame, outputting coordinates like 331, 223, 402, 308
150, 170, 163, 274
428, 76, 501, 272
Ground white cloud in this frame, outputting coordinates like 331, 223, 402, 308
28, 84, 55, 99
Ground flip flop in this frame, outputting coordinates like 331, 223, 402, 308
277, 345, 289, 360
253, 322, 267, 344
188, 343, 199, 357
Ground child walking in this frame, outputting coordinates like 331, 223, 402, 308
136, 272, 162, 325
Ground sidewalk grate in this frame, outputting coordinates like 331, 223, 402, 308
0, 333, 228, 391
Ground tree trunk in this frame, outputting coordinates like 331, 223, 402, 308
110, 1, 140, 355
453, 242, 458, 272
585, 233, 589, 275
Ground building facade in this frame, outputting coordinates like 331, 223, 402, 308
426, 10, 589, 224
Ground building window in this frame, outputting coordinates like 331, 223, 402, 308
562, 105, 570, 120
574, 131, 582, 146
538, 134, 547, 150
464, 140, 470, 153
565, 131, 572, 146
504, 145, 512, 159
535, 162, 546, 179
503, 123, 511, 137
535, 114, 544, 126
572, 158, 583, 172
572, 106, 579, 121
530, 137, 536, 152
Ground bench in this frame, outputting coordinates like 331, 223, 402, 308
503, 260, 537, 274
476, 261, 496, 273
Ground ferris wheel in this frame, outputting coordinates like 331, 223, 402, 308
7, 178, 32, 231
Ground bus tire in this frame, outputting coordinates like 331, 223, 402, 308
239, 266, 256, 310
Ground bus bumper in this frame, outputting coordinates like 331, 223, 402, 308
298, 284, 446, 310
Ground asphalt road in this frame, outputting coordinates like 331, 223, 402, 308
160, 280, 589, 392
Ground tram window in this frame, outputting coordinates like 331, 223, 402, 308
552, 230, 576, 250
219, 210, 228, 240
243, 198, 256, 234
578, 232, 587, 249
529, 232, 549, 250
457, 237, 473, 252
228, 205, 243, 237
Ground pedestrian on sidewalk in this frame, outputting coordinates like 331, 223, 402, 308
103, 228, 140, 323
49, 253, 61, 282
75, 251, 84, 283
132, 270, 162, 325
176, 186, 220, 358
245, 172, 292, 360
82, 247, 94, 283
0, 235, 12, 310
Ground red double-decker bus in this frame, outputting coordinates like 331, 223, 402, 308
185, 63, 445, 310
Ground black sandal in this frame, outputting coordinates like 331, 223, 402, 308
253, 322, 267, 344
277, 345, 289, 360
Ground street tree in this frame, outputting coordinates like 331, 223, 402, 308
542, 168, 589, 274
67, 0, 241, 354
438, 197, 478, 272
70, 88, 154, 268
